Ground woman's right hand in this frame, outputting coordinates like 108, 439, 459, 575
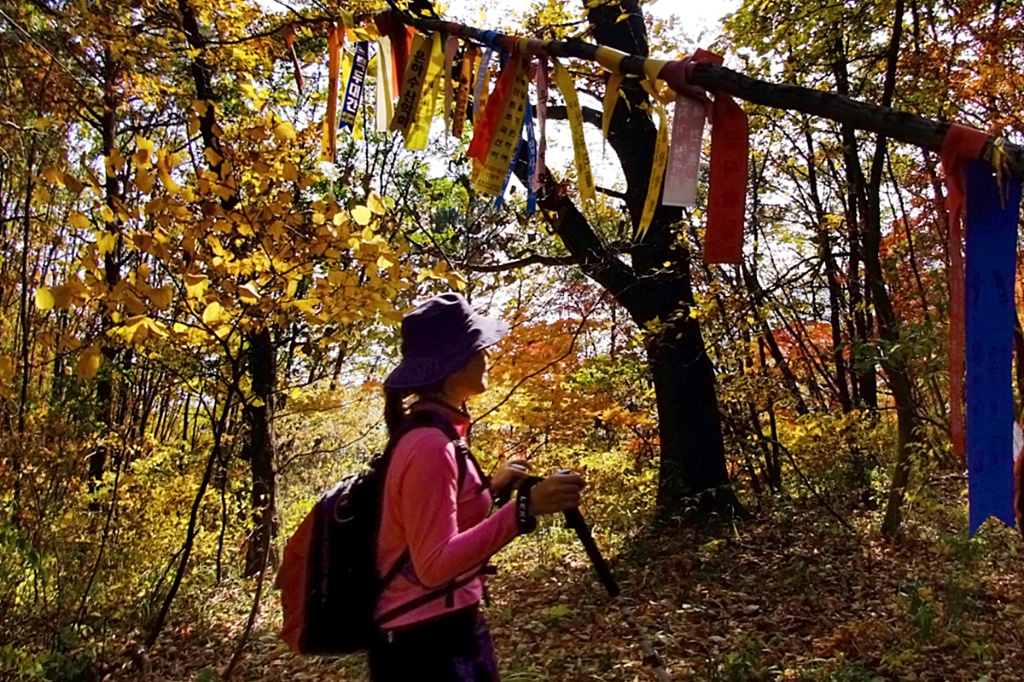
528, 471, 586, 516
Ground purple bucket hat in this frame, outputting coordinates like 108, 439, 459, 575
384, 293, 508, 392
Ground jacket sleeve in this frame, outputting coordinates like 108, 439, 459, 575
391, 428, 518, 588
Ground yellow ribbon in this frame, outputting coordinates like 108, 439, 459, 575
641, 77, 677, 106
339, 10, 355, 39
637, 103, 669, 241
473, 58, 530, 196
375, 36, 395, 132
452, 46, 477, 138
551, 58, 596, 204
643, 58, 669, 82
405, 33, 444, 150
602, 73, 624, 145
989, 137, 1013, 207
321, 24, 341, 162
595, 46, 628, 74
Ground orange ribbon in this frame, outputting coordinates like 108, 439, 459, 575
940, 123, 990, 458
323, 23, 342, 162
467, 57, 519, 164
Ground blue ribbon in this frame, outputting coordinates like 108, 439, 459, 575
523, 102, 537, 215
965, 160, 1022, 535
471, 49, 493, 122
481, 31, 502, 51
339, 42, 369, 131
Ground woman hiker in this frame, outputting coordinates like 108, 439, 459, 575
371, 292, 587, 681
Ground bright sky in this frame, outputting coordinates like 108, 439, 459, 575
445, 0, 741, 49
433, 0, 743, 195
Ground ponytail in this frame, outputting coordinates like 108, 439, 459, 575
384, 388, 407, 438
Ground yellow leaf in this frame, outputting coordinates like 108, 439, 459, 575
238, 282, 260, 305
136, 135, 154, 154
100, 205, 114, 223
63, 173, 84, 193
135, 167, 154, 193
273, 121, 297, 141
33, 117, 52, 131
184, 273, 208, 299
158, 170, 181, 194
41, 166, 64, 187
202, 301, 226, 326
193, 99, 209, 116
76, 346, 102, 381
69, 212, 89, 230
35, 287, 54, 310
50, 284, 72, 309
0, 356, 13, 380
367, 191, 387, 215
352, 205, 372, 226
149, 285, 173, 310
105, 149, 126, 176
97, 232, 117, 257
204, 147, 223, 167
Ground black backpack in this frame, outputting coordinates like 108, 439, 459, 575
276, 409, 485, 655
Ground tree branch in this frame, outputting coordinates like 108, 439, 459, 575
455, 253, 578, 272
546, 104, 602, 129
394, 10, 1022, 172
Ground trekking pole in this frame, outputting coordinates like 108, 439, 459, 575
562, 507, 673, 682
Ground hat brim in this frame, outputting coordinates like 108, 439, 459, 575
384, 315, 508, 392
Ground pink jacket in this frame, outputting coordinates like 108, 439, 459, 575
374, 401, 518, 629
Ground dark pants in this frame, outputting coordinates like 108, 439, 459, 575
369, 606, 500, 682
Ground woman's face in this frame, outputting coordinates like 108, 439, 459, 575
443, 348, 490, 402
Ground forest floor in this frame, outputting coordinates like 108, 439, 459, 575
135, 473, 1024, 682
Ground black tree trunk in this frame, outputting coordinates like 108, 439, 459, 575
243, 327, 277, 577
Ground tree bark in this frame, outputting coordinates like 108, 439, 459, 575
494, 0, 742, 520
865, 0, 922, 538
178, 0, 279, 572
832, 41, 877, 410
804, 127, 853, 412
243, 327, 277, 577
89, 48, 124, 490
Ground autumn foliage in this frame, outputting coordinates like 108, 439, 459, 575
2, 0, 1024, 680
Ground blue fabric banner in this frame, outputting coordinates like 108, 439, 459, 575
523, 102, 537, 215
339, 41, 369, 131
471, 49, 493, 121
965, 160, 1022, 535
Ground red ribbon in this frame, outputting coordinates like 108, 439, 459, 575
663, 49, 749, 264
940, 123, 989, 458
375, 14, 414, 94
466, 57, 519, 164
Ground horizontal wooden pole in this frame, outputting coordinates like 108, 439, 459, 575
391, 8, 1024, 175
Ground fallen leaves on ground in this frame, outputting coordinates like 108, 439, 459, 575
128, 476, 1024, 681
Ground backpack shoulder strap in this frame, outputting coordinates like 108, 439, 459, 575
404, 409, 488, 491
376, 409, 491, 598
